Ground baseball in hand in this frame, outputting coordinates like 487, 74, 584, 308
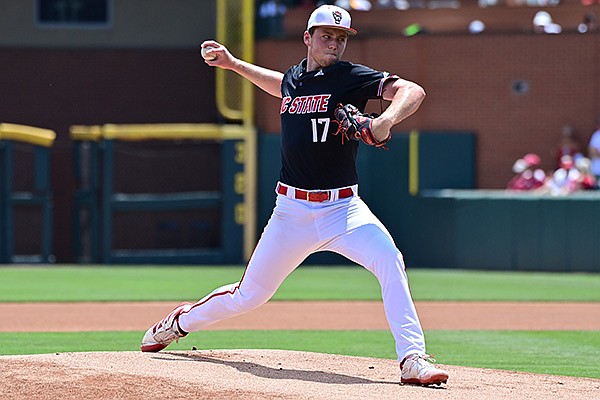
201, 45, 217, 61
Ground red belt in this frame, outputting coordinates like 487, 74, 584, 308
277, 184, 354, 202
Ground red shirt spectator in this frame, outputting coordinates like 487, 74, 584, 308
506, 153, 546, 191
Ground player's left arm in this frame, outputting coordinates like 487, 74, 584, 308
371, 78, 426, 142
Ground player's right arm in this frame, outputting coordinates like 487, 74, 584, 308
201, 40, 283, 99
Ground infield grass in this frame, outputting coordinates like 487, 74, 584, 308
0, 265, 599, 302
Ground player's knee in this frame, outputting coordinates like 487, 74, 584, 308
233, 280, 273, 312
369, 249, 407, 283
239, 291, 270, 311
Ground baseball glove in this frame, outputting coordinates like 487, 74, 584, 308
332, 103, 390, 148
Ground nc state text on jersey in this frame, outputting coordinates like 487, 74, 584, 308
280, 95, 331, 114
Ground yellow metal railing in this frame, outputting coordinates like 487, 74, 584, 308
70, 123, 252, 142
0, 123, 56, 263
409, 130, 419, 196
0, 123, 56, 147
69, 122, 257, 262
216, 0, 256, 259
216, 0, 255, 125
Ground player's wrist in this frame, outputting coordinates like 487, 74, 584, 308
372, 117, 392, 142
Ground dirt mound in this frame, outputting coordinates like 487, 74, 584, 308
1, 350, 598, 400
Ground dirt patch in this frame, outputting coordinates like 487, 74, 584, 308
4, 301, 600, 332
1, 301, 599, 399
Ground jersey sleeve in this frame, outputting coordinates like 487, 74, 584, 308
345, 63, 399, 100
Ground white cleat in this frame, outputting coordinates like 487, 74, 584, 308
400, 353, 449, 386
140, 303, 192, 352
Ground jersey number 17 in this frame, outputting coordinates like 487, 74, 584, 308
311, 118, 331, 143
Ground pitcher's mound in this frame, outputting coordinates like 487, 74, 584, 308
1, 350, 598, 400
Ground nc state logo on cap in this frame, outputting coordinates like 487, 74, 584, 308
332, 11, 342, 25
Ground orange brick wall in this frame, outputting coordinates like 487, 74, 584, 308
255, 33, 600, 188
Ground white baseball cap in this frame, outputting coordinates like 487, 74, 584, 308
306, 5, 357, 35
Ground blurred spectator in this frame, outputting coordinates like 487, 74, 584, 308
506, 153, 546, 191
588, 115, 600, 182
575, 157, 597, 190
335, 0, 373, 10
469, 20, 486, 34
542, 155, 581, 196
581, 0, 600, 6
533, 11, 562, 34
286, 1, 321, 7
375, 0, 412, 8
376, 0, 396, 7
578, 13, 598, 33
257, 0, 288, 39
553, 124, 583, 169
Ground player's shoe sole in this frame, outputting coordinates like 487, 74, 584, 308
401, 372, 449, 386
400, 354, 449, 386
140, 303, 191, 352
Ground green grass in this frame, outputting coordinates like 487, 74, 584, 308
407, 269, 600, 301
0, 265, 599, 302
426, 330, 600, 379
1, 330, 598, 379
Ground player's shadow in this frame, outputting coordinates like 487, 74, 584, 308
157, 351, 397, 385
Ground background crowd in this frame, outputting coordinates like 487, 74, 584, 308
507, 116, 600, 194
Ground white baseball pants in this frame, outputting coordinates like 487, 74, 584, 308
178, 185, 426, 361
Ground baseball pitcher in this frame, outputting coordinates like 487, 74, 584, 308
141, 4, 449, 386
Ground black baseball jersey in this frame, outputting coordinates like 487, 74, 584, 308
279, 59, 397, 190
